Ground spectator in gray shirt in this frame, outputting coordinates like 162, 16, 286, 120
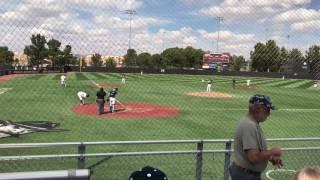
229, 94, 283, 180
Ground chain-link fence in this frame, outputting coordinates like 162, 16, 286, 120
0, 139, 320, 180
1, 1, 320, 179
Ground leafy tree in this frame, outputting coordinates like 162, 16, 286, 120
105, 57, 117, 68
124, 49, 137, 67
286, 48, 305, 73
47, 38, 61, 66
230, 55, 246, 71
305, 45, 320, 72
279, 47, 289, 72
250, 40, 283, 72
137, 52, 152, 68
161, 47, 186, 67
24, 34, 48, 66
0, 47, 14, 65
90, 53, 102, 66
250, 42, 266, 72
183, 46, 204, 68
60, 45, 77, 65
289, 48, 304, 62
150, 54, 163, 68
14, 58, 19, 66
265, 40, 281, 72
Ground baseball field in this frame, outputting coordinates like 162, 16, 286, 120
0, 72, 319, 179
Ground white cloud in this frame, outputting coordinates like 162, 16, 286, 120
291, 20, 320, 32
178, 0, 218, 7
198, 30, 256, 43
273, 8, 320, 32
0, 0, 171, 55
95, 15, 169, 31
70, 0, 143, 11
273, 8, 320, 24
131, 27, 199, 53
198, 0, 311, 22
221, 43, 253, 57
197, 30, 258, 58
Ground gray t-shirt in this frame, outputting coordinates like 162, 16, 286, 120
233, 116, 268, 172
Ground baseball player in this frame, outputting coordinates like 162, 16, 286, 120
60, 74, 66, 87
121, 75, 126, 84
77, 91, 89, 106
246, 79, 251, 87
206, 79, 213, 92
108, 88, 118, 113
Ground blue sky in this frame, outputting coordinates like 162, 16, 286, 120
0, 0, 319, 58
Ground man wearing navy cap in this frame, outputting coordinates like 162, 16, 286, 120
129, 166, 168, 180
229, 94, 283, 180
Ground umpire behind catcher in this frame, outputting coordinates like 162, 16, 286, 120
229, 94, 283, 180
96, 87, 106, 115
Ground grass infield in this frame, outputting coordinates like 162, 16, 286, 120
0, 72, 319, 179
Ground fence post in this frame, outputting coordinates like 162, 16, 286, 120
223, 141, 232, 180
195, 140, 203, 180
78, 143, 86, 169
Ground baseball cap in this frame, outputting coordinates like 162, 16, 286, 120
249, 94, 275, 110
129, 166, 168, 180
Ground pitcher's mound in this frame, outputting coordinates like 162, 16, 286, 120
187, 92, 234, 98
72, 102, 178, 119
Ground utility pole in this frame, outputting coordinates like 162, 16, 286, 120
215, 16, 224, 53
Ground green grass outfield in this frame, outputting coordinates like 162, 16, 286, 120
0, 72, 319, 179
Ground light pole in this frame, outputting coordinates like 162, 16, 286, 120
162, 31, 166, 52
286, 34, 290, 50
215, 16, 224, 53
265, 28, 269, 42
125, 9, 136, 50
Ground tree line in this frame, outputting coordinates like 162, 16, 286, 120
122, 47, 204, 69
1, 34, 320, 73
250, 40, 320, 72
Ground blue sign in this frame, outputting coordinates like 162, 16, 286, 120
209, 64, 217, 69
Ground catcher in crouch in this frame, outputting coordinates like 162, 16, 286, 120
107, 88, 118, 113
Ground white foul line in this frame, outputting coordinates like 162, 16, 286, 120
202, 108, 320, 112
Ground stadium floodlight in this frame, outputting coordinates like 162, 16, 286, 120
215, 16, 224, 53
125, 9, 136, 50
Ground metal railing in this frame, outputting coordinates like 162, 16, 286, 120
0, 138, 320, 180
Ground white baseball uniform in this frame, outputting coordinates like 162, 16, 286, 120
60, 75, 66, 86
77, 91, 87, 101
207, 80, 212, 92
246, 80, 251, 86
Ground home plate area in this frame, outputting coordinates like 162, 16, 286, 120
72, 102, 178, 119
